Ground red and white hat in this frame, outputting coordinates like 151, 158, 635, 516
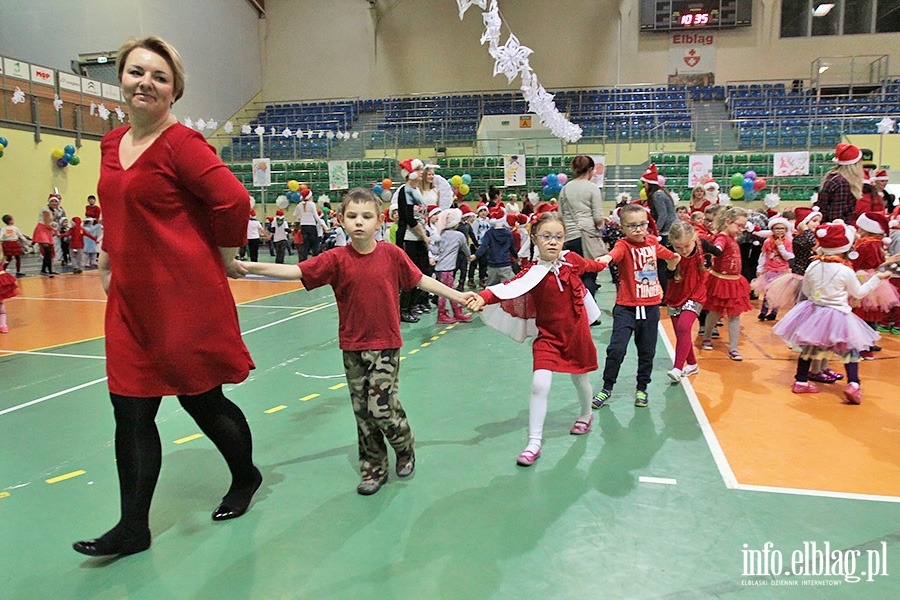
506, 213, 528, 228
640, 164, 660, 185
816, 222, 856, 255
428, 205, 441, 218
48, 193, 61, 201
301, 188, 313, 200
399, 158, 424, 180
862, 169, 872, 185
459, 204, 475, 216
873, 169, 889, 182
793, 206, 821, 227
833, 143, 862, 165
275, 209, 285, 217
250, 210, 257, 218
476, 202, 489, 213
767, 215, 791, 231
856, 211, 890, 238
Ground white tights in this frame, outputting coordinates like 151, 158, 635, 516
525, 369, 593, 454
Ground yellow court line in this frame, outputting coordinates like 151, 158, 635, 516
234, 287, 307, 304
265, 405, 288, 413
430, 336, 440, 341
446, 325, 455, 329
46, 470, 86, 484
420, 342, 430, 347
409, 349, 420, 354
174, 433, 204, 445
290, 310, 304, 315
399, 356, 406, 361
9, 334, 107, 355
300, 393, 320, 401
328, 382, 347, 390
438, 331, 447, 335
0, 491, 10, 499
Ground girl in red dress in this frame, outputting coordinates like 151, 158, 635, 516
702, 207, 753, 360
0, 246, 20, 333
468, 212, 604, 467
851, 212, 900, 358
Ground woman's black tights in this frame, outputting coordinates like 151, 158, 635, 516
108, 386, 255, 535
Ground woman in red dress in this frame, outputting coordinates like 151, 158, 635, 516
73, 37, 261, 558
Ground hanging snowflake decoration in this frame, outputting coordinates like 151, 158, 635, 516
196, 118, 207, 130
53, 94, 63, 112
184, 117, 194, 129
12, 87, 25, 104
115, 106, 126, 121
241, 123, 251, 135
224, 121, 234, 134
480, 1, 501, 48
351, 131, 360, 139
90, 102, 97, 116
295, 129, 304, 138
97, 104, 110, 121
876, 116, 896, 135
254, 125, 265, 135
490, 34, 533, 84
456, 0, 488, 20
206, 119, 218, 131
282, 127, 293, 138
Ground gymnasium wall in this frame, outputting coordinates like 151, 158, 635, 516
0, 0, 263, 124
0, 129, 101, 228
262, 0, 899, 101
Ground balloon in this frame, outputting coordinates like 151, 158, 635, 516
51, 148, 64, 160
458, 183, 470, 196
289, 191, 301, 202
288, 179, 300, 191
744, 170, 757, 180
69, 155, 80, 166
746, 190, 758, 201
658, 175, 667, 187
372, 184, 383, 196
0, 142, 4, 151
541, 176, 548, 186
462, 174, 472, 185
0, 148, 4, 158
546, 173, 558, 187
753, 178, 766, 191
451, 175, 463, 187
730, 173, 743, 186
557, 173, 568, 185
382, 178, 392, 189
0, 136, 8, 147
730, 186, 745, 199
543, 185, 553, 197
554, 183, 563, 194
380, 190, 392, 202
56, 158, 68, 168
275, 195, 289, 209
640, 188, 648, 201
299, 183, 309, 192
64, 145, 76, 155
742, 177, 754, 191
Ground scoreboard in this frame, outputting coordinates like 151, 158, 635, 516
639, 0, 752, 31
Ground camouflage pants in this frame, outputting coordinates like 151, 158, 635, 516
342, 349, 414, 479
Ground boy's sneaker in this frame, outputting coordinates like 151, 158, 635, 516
697, 326, 705, 336
701, 339, 714, 351
711, 327, 720, 338
592, 389, 611, 409
634, 390, 649, 408
666, 368, 682, 383
682, 363, 700, 377
357, 472, 387, 495
728, 350, 743, 361
876, 324, 893, 334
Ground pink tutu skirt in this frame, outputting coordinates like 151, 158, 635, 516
853, 270, 900, 313
773, 300, 880, 355
765, 272, 804, 311
751, 269, 787, 299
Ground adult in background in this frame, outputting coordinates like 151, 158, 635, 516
85, 194, 102, 221
395, 158, 431, 322
872, 169, 895, 213
818, 143, 864, 224
559, 155, 606, 300
33, 193, 61, 277
292, 188, 324, 260
73, 36, 262, 558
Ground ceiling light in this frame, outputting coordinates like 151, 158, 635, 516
818, 65, 830, 73
813, 3, 835, 17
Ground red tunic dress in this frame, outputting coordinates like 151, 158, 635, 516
99, 124, 254, 397
480, 252, 603, 373
705, 233, 752, 316
663, 242, 708, 309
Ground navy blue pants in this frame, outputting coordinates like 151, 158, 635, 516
601, 304, 660, 392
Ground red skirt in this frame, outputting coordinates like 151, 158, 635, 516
705, 272, 752, 316
32, 223, 54, 245
2, 241, 23, 257
0, 270, 20, 301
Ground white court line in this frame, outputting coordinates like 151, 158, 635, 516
0, 350, 105, 360
237, 304, 316, 310
657, 322, 900, 503
240, 302, 335, 335
0, 377, 109, 417
639, 476, 678, 485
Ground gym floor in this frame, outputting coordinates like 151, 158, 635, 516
1, 263, 898, 599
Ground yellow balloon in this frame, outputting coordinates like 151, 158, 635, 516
639, 188, 647, 201
451, 175, 463, 187
458, 183, 470, 196
51, 148, 64, 160
730, 185, 745, 199
0, 142, 5, 150
287, 180, 300, 192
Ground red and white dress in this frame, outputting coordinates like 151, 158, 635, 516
478, 251, 603, 374
851, 237, 900, 321
705, 233, 752, 316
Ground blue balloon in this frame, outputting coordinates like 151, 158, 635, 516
462, 174, 472, 185
742, 177, 754, 190
543, 185, 553, 197
554, 183, 563, 194
64, 144, 76, 155
372, 184, 383, 195
289, 191, 301, 202
746, 189, 758, 201
546, 173, 558, 187
0, 136, 8, 147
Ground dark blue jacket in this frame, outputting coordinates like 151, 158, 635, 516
474, 227, 514, 267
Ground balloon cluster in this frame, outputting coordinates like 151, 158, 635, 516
449, 173, 473, 198
287, 179, 309, 202
541, 173, 568, 197
729, 171, 766, 201
372, 178, 394, 202
0, 135, 7, 158
51, 145, 81, 168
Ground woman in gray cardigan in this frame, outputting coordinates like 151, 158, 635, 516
559, 155, 606, 301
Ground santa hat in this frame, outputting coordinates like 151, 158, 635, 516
48, 193, 61, 201
428, 205, 441, 218
535, 202, 558, 213
433, 208, 462, 243
856, 211, 891, 242
301, 188, 313, 200
793, 206, 821, 227
249, 210, 257, 218
506, 213, 528, 228
833, 143, 862, 165
767, 216, 791, 231
266, 216, 274, 222
703, 178, 719, 192
873, 169, 889, 182
383, 208, 394, 223
640, 164, 659, 185
459, 204, 475, 217
476, 203, 489, 213
399, 158, 424, 180
495, 201, 506, 213
816, 222, 856, 255
862, 169, 872, 185
72, 216, 82, 225
489, 207, 508, 226
275, 209, 284, 217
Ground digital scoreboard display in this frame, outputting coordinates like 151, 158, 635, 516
640, 0, 752, 31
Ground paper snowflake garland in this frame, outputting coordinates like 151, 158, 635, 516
326, 131, 335, 140
241, 124, 252, 135
184, 117, 194, 128
196, 118, 207, 130
115, 106, 125, 121
490, 34, 533, 84
270, 127, 276, 135
97, 104, 110, 121
480, 1, 501, 48
876, 116, 896, 135
206, 119, 218, 131
351, 131, 359, 139
90, 102, 97, 116
12, 87, 25, 104
282, 127, 293, 138
53, 94, 63, 112
224, 121, 234, 134
457, 0, 488, 20
254, 125, 265, 135
295, 129, 304, 138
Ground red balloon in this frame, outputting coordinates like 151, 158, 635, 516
753, 178, 766, 191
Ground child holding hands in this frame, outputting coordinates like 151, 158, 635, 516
244, 188, 476, 495
0, 246, 20, 332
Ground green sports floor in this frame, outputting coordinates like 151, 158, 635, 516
1, 282, 898, 599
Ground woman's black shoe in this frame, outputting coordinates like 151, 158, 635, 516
212, 467, 263, 521
400, 312, 419, 323
73, 528, 151, 557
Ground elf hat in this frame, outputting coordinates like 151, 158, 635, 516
816, 222, 856, 255
833, 143, 862, 165
640, 164, 659, 185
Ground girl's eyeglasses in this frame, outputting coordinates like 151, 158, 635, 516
535, 233, 564, 242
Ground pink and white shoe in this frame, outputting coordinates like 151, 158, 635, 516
0, 325, 8, 334
791, 381, 820, 394
516, 448, 541, 467
570, 414, 593, 435
843, 383, 862, 405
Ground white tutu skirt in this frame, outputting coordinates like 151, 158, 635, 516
854, 270, 900, 312
765, 272, 804, 311
773, 300, 880, 355
751, 269, 786, 299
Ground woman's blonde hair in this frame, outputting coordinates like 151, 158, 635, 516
828, 162, 863, 200
117, 37, 186, 102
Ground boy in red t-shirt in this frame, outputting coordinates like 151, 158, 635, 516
592, 204, 680, 408
245, 188, 475, 495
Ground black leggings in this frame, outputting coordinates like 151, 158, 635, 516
109, 386, 255, 532
40, 243, 53, 273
